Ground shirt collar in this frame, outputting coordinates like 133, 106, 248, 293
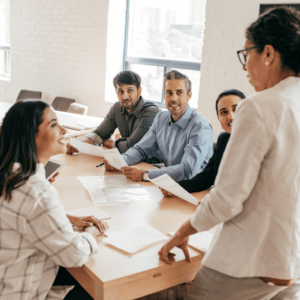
168, 105, 193, 129
121, 96, 145, 116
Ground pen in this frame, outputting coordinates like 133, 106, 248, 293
96, 162, 104, 168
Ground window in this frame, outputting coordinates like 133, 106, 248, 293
0, 0, 10, 78
123, 0, 206, 108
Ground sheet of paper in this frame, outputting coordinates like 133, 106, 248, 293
150, 174, 198, 205
169, 231, 213, 253
103, 225, 167, 253
102, 148, 128, 170
77, 175, 140, 190
70, 138, 103, 157
88, 187, 153, 205
67, 206, 111, 220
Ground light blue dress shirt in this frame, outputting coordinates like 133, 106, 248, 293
122, 105, 214, 181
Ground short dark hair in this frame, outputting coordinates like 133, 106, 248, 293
113, 70, 141, 90
0, 100, 49, 201
246, 6, 300, 75
163, 70, 192, 94
215, 89, 246, 115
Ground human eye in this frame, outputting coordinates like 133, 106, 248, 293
118, 90, 123, 94
51, 122, 57, 127
220, 111, 227, 115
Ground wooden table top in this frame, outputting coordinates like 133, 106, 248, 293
52, 152, 210, 288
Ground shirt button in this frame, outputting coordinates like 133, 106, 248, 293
173, 131, 175, 133
169, 147, 171, 149
169, 163, 171, 165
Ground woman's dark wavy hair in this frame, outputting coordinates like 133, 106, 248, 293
0, 100, 49, 202
215, 89, 246, 115
246, 6, 300, 75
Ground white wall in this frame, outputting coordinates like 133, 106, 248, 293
0, 0, 112, 117
198, 0, 300, 140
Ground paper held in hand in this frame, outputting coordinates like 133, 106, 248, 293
102, 148, 128, 170
70, 138, 103, 157
103, 225, 167, 253
169, 231, 213, 253
150, 174, 198, 205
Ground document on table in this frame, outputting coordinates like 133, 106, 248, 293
102, 148, 128, 170
77, 175, 140, 190
150, 174, 198, 205
70, 138, 103, 157
88, 186, 153, 205
169, 231, 213, 253
67, 206, 111, 220
103, 225, 167, 253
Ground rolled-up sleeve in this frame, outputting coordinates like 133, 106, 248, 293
26, 193, 98, 268
86, 103, 118, 146
190, 100, 269, 232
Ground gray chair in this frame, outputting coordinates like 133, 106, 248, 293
16, 90, 42, 102
67, 103, 88, 115
52, 97, 75, 112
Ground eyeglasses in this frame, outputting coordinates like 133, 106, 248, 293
237, 46, 259, 66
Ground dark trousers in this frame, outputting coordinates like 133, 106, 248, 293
53, 267, 93, 300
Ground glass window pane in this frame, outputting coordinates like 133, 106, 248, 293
128, 64, 164, 103
0, 50, 5, 76
127, 0, 206, 61
169, 68, 200, 109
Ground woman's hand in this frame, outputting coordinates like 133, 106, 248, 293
67, 215, 108, 234
49, 172, 59, 184
159, 187, 175, 197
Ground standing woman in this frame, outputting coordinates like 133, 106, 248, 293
0, 101, 105, 300
159, 6, 300, 300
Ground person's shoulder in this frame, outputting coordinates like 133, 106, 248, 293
108, 101, 122, 113
190, 109, 212, 129
141, 101, 160, 114
217, 131, 230, 143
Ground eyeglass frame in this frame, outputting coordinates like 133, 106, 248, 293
237, 46, 260, 66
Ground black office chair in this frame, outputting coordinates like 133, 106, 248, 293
16, 90, 42, 102
52, 97, 75, 112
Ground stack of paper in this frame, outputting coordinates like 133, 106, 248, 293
103, 225, 167, 253
151, 174, 198, 205
70, 138, 103, 157
169, 231, 213, 253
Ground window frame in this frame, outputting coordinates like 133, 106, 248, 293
0, 45, 10, 78
123, 0, 201, 108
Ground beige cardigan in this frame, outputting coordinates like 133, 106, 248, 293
191, 76, 300, 279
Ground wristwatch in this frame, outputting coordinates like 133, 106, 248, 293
143, 170, 150, 181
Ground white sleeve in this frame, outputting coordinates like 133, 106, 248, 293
190, 99, 269, 231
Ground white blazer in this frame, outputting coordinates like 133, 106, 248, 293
191, 76, 300, 279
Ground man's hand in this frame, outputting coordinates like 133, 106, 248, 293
67, 215, 108, 234
158, 234, 191, 265
103, 158, 118, 171
66, 137, 95, 155
159, 188, 175, 197
49, 172, 59, 184
121, 166, 144, 182
103, 138, 115, 149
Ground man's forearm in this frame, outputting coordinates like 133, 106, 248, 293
176, 219, 198, 238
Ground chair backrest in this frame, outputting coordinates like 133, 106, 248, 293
52, 97, 75, 112
67, 103, 88, 115
16, 90, 42, 102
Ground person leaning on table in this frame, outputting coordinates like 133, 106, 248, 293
66, 70, 161, 162
104, 70, 214, 182
159, 6, 300, 300
160, 89, 245, 197
0, 100, 107, 300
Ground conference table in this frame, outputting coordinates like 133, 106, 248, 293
52, 151, 211, 300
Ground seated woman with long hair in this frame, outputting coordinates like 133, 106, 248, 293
0, 100, 106, 300
161, 89, 245, 196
